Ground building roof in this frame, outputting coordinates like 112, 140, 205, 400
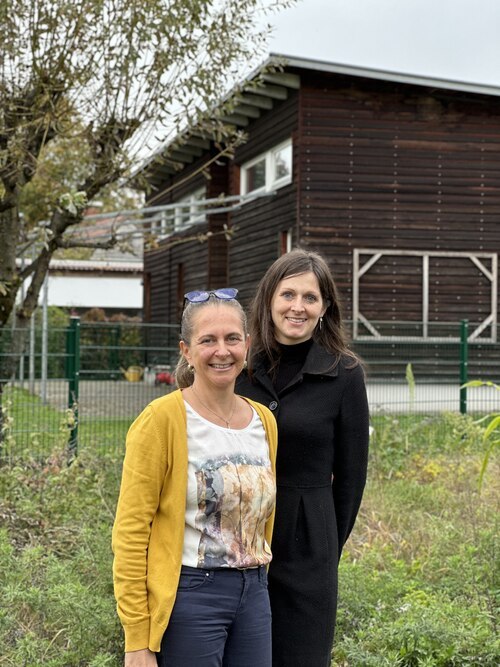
17, 258, 143, 274
137, 53, 500, 189
276, 53, 500, 98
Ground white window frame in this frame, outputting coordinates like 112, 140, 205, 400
174, 187, 206, 231
240, 138, 292, 195
149, 187, 206, 237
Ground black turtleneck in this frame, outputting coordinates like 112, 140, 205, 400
273, 338, 313, 394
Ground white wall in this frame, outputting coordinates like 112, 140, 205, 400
42, 274, 143, 310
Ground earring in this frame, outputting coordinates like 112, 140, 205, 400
319, 317, 323, 331
242, 359, 248, 370
187, 364, 194, 373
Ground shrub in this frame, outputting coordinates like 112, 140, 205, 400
0, 411, 498, 666
334, 413, 499, 666
0, 449, 122, 666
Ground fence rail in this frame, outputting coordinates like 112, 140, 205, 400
0, 318, 498, 461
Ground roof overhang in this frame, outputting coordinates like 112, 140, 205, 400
16, 258, 143, 274
136, 53, 500, 189
276, 53, 500, 99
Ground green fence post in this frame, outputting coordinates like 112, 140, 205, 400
66, 317, 80, 457
110, 325, 120, 379
459, 319, 468, 415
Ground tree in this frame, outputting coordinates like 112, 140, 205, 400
0, 0, 291, 379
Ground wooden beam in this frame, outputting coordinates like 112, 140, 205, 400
233, 103, 261, 119
184, 136, 211, 150
235, 93, 274, 110
262, 72, 301, 89
253, 83, 289, 100
218, 113, 250, 126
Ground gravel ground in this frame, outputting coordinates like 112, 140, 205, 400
22, 379, 175, 418
23, 379, 499, 417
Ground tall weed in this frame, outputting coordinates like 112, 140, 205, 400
0, 448, 122, 666
0, 410, 497, 666
334, 412, 499, 666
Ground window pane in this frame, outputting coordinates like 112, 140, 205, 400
174, 188, 205, 230
175, 203, 191, 230
273, 143, 292, 182
245, 159, 266, 192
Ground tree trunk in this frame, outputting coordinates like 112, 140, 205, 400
0, 205, 21, 329
0, 381, 5, 455
0, 204, 54, 446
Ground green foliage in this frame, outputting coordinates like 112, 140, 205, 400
0, 410, 498, 665
369, 411, 485, 479
32, 307, 71, 378
405, 362, 415, 406
463, 380, 500, 490
2, 385, 134, 462
0, 448, 122, 666
0, 387, 72, 462
334, 413, 499, 666
80, 311, 144, 376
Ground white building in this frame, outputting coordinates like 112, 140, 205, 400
17, 257, 143, 315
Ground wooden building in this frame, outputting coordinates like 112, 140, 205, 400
140, 56, 500, 347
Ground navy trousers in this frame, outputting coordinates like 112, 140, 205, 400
156, 565, 272, 667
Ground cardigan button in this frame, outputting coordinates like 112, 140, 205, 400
269, 400, 278, 411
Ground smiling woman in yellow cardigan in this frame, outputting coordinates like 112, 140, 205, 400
112, 389, 277, 653
112, 294, 277, 665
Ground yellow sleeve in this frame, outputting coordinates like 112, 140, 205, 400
111, 405, 168, 651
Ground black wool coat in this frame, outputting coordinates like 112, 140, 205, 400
236, 342, 370, 667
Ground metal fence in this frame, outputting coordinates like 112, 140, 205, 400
0, 318, 498, 462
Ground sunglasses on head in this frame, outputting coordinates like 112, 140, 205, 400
184, 288, 238, 303
180, 288, 239, 335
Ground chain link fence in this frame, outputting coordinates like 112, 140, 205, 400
0, 319, 498, 462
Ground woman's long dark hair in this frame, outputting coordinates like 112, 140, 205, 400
248, 248, 359, 371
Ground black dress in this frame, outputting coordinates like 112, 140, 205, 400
236, 341, 369, 667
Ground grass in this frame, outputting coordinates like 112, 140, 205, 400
333, 411, 499, 666
0, 447, 123, 666
1, 387, 133, 460
0, 409, 498, 666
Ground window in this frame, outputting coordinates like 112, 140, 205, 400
174, 187, 206, 231
240, 139, 292, 195
280, 229, 293, 255
150, 187, 206, 237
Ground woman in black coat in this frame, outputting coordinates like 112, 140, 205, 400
236, 248, 369, 667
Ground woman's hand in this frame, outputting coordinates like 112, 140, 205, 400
124, 648, 157, 667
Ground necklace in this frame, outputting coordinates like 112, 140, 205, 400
190, 385, 236, 428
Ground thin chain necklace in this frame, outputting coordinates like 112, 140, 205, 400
190, 385, 236, 429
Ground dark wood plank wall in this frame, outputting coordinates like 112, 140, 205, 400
206, 158, 230, 290
297, 72, 500, 333
228, 92, 299, 308
144, 234, 208, 324
144, 156, 212, 324
144, 70, 500, 341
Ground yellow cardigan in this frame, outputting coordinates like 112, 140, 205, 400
112, 389, 278, 653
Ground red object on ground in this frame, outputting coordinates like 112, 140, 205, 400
155, 370, 175, 385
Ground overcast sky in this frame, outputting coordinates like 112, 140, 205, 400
266, 0, 500, 87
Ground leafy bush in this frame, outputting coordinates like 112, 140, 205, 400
334, 413, 499, 666
0, 448, 122, 666
0, 411, 498, 666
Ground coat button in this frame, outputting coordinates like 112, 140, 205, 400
269, 401, 278, 411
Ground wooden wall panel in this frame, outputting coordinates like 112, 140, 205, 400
297, 72, 500, 328
228, 93, 299, 308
